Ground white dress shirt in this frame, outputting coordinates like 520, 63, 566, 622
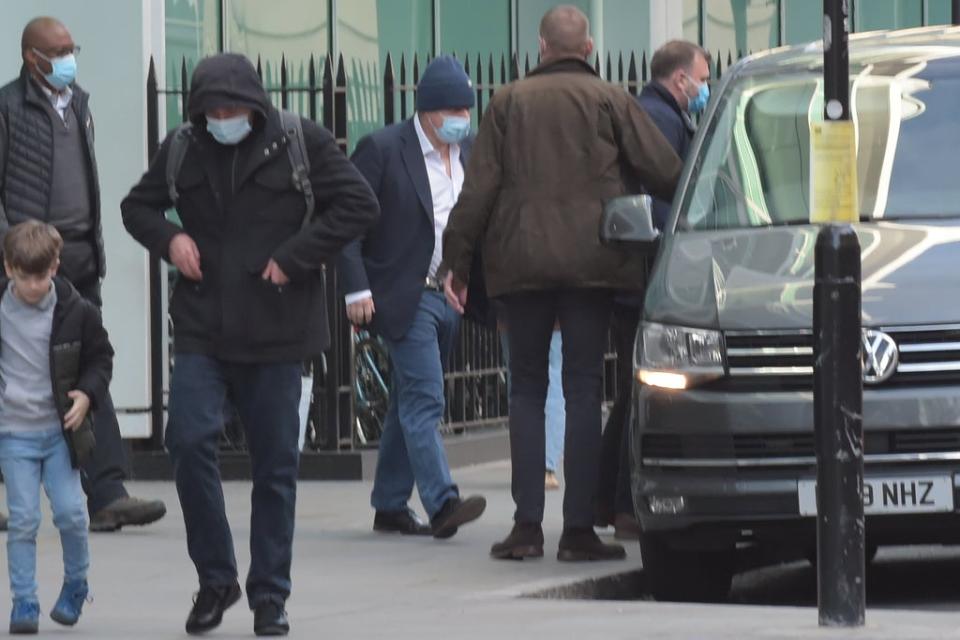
345, 115, 464, 305
39, 84, 73, 122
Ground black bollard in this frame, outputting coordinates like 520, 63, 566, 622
813, 224, 865, 626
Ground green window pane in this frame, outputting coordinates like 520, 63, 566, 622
339, 0, 432, 150
224, 0, 328, 116
684, 0, 701, 43
927, 0, 952, 25
703, 0, 780, 58
782, 0, 821, 45
855, 0, 923, 31
438, 0, 511, 63
600, 0, 652, 71
164, 0, 220, 129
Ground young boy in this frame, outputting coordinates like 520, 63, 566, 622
0, 221, 113, 634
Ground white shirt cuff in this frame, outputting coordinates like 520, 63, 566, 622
344, 290, 373, 305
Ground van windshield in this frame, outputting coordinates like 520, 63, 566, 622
680, 54, 960, 231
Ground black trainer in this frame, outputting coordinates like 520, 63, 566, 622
185, 582, 241, 635
373, 509, 431, 536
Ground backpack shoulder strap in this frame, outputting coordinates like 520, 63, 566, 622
165, 122, 194, 205
279, 110, 314, 228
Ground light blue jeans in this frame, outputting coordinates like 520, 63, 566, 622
371, 291, 460, 519
500, 330, 566, 473
545, 331, 566, 473
0, 428, 89, 604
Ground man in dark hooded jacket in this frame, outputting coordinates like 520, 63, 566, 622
121, 53, 379, 637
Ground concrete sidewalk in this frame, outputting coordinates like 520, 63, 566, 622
7, 461, 960, 639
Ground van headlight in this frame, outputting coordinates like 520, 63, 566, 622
635, 322, 724, 390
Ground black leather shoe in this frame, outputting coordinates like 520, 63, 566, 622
373, 509, 431, 536
490, 522, 544, 560
431, 495, 486, 539
0, 511, 7, 532
558, 528, 626, 562
185, 582, 241, 635
254, 601, 290, 636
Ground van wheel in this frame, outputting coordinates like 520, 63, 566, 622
639, 533, 735, 602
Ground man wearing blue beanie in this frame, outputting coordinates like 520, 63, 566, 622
339, 55, 486, 539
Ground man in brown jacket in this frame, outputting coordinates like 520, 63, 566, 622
442, 4, 682, 562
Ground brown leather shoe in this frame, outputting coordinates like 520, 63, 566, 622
558, 528, 626, 562
490, 522, 544, 560
89, 496, 167, 532
613, 512, 641, 540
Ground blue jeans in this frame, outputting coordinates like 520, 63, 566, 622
500, 330, 566, 472
165, 354, 301, 607
545, 331, 565, 473
371, 291, 460, 519
0, 428, 89, 603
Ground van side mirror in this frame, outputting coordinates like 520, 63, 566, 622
599, 195, 660, 249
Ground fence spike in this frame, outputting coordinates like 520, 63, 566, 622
641, 50, 648, 83
308, 55, 318, 122
715, 51, 723, 79
605, 51, 612, 81
488, 54, 496, 96
499, 53, 506, 84
256, 55, 263, 81
524, 52, 530, 75
618, 52, 624, 85
594, 53, 601, 75
322, 54, 334, 133
510, 52, 520, 81
627, 52, 638, 96
384, 52, 395, 126
280, 54, 289, 110
180, 57, 189, 119
475, 53, 484, 123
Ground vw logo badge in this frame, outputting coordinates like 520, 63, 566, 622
861, 329, 899, 384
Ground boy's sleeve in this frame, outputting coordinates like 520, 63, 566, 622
75, 302, 114, 410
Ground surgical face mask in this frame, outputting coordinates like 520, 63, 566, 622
432, 115, 471, 145
685, 75, 710, 115
32, 49, 76, 90
206, 114, 252, 145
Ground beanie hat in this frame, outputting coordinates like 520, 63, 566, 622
416, 55, 475, 112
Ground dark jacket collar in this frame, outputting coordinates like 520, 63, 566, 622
526, 56, 598, 78
642, 80, 696, 133
18, 65, 86, 111
0, 275, 79, 315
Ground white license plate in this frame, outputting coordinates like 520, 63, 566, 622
798, 476, 954, 516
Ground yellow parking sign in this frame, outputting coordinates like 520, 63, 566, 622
810, 120, 859, 223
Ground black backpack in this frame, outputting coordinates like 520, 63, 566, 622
164, 110, 315, 228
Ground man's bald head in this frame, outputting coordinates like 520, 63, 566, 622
20, 17, 75, 90
539, 5, 593, 62
22, 17, 69, 55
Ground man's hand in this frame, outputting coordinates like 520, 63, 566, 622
63, 390, 91, 431
444, 271, 468, 315
169, 233, 203, 280
262, 259, 290, 286
346, 297, 376, 326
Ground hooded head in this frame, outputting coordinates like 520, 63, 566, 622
187, 53, 271, 127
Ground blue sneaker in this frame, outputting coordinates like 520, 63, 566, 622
49, 579, 88, 626
9, 598, 39, 634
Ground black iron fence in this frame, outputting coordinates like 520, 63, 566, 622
144, 48, 737, 451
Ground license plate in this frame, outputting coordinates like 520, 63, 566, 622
798, 476, 954, 516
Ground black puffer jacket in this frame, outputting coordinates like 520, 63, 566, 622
0, 276, 114, 468
121, 54, 380, 363
0, 67, 105, 283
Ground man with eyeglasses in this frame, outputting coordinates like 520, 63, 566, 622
0, 17, 167, 533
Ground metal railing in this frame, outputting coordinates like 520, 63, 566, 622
144, 48, 738, 451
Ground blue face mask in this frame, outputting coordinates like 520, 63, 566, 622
433, 115, 471, 145
206, 114, 252, 145
687, 77, 710, 115
33, 50, 76, 90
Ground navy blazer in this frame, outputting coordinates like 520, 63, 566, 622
338, 119, 473, 340
637, 81, 696, 230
